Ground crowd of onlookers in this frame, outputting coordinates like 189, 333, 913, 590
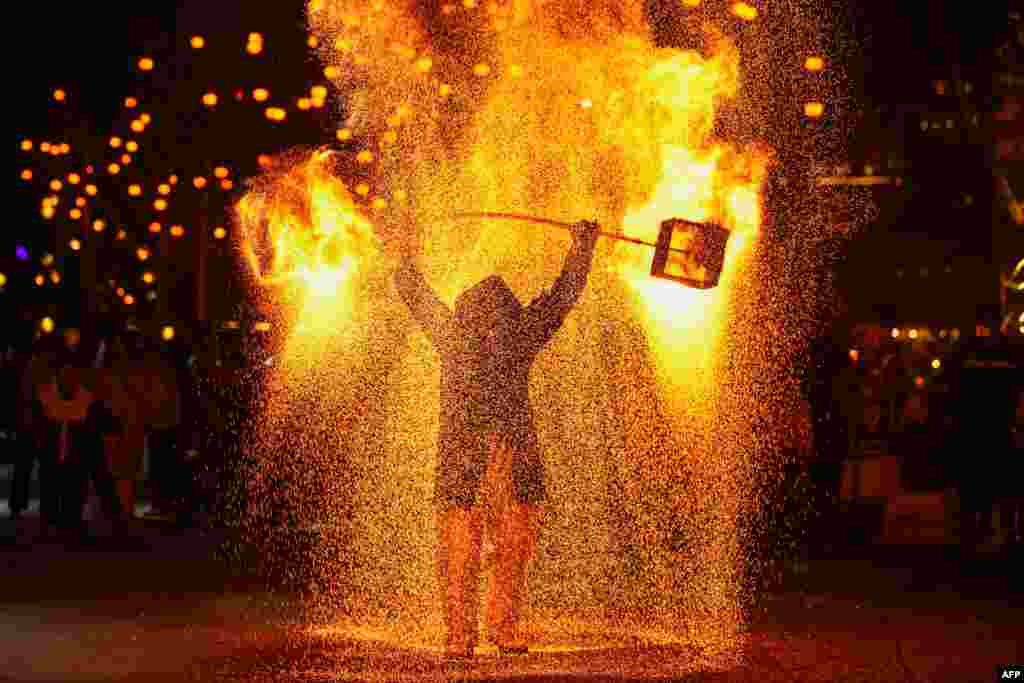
805, 327, 1024, 549
2, 316, 1021, 551
0, 320, 262, 546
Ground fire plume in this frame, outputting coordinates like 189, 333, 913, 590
235, 149, 377, 300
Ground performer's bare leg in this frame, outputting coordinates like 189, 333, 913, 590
436, 506, 482, 655
485, 502, 539, 649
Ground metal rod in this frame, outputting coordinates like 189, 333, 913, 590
451, 211, 659, 249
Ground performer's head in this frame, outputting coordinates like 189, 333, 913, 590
455, 275, 522, 335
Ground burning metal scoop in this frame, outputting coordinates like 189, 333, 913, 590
452, 212, 730, 289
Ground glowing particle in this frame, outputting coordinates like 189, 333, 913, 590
804, 56, 825, 72
804, 101, 825, 118
731, 2, 758, 21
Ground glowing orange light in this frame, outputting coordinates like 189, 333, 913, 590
21, 169, 33, 181
914, 375, 925, 387
124, 97, 138, 108
307, 36, 319, 48
355, 182, 370, 196
311, 85, 328, 100
214, 166, 229, 179
416, 56, 433, 72
731, 2, 758, 20
50, 271, 61, 284
69, 238, 81, 251
138, 57, 155, 71
41, 206, 55, 220
247, 33, 264, 55
116, 230, 127, 241
49, 179, 63, 191
85, 184, 97, 196
92, 219, 105, 232
170, 225, 185, 237
190, 36, 205, 49
891, 328, 901, 338
297, 97, 312, 111
35, 275, 46, 287
131, 120, 145, 133
473, 63, 491, 77
203, 92, 219, 107
356, 149, 374, 164
128, 184, 142, 197
59, 143, 71, 155
908, 328, 918, 340
438, 83, 452, 97
158, 183, 171, 195
804, 56, 825, 72
140, 113, 151, 124
116, 287, 126, 297
125, 140, 138, 153
220, 179, 234, 191
257, 154, 273, 169
53, 89, 66, 102
67, 173, 81, 185
265, 107, 287, 122
336, 128, 352, 141
804, 101, 825, 118
74, 197, 86, 208
193, 176, 208, 189
148, 222, 162, 233
40, 142, 51, 152
324, 66, 341, 79
161, 325, 175, 341
123, 294, 135, 305
20, 139, 32, 151
136, 247, 150, 261
142, 271, 156, 284
253, 88, 269, 102
110, 137, 122, 149
154, 198, 168, 211
213, 226, 227, 240
69, 208, 82, 220
169, 175, 178, 185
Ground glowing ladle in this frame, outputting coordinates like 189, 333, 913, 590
452, 212, 731, 289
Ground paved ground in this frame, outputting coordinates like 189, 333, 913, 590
1, 511, 1021, 683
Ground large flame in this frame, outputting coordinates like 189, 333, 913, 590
235, 149, 381, 335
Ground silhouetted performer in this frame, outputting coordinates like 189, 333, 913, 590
393, 221, 598, 657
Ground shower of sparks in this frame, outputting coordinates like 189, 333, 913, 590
231, 0, 862, 662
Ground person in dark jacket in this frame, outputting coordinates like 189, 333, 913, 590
392, 220, 599, 657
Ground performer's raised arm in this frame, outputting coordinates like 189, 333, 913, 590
521, 220, 599, 351
393, 254, 453, 349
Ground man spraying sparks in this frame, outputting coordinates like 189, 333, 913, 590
390, 220, 599, 657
